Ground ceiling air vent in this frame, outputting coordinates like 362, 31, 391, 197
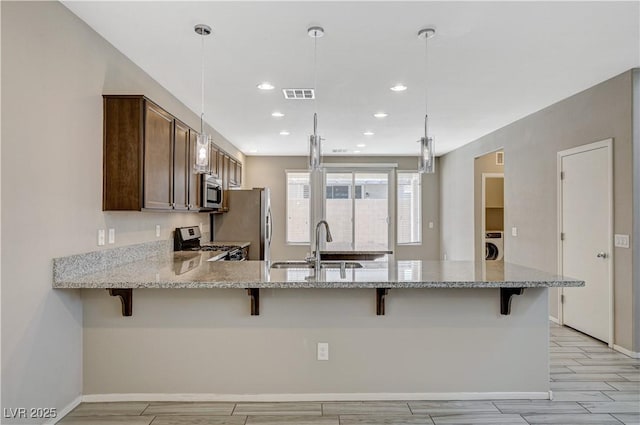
332, 148, 348, 153
283, 88, 315, 100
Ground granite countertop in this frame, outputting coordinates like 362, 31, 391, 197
53, 252, 584, 289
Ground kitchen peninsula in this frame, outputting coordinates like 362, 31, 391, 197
52, 243, 583, 401
54, 249, 582, 314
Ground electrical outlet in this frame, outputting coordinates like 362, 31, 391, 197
511, 226, 518, 237
155, 225, 161, 238
108, 228, 115, 244
317, 342, 329, 361
614, 234, 630, 248
97, 229, 105, 246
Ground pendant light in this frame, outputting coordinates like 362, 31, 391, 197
417, 27, 436, 174
308, 26, 324, 171
194, 24, 212, 174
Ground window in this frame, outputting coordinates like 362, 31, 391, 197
397, 172, 421, 244
325, 171, 389, 251
286, 171, 310, 244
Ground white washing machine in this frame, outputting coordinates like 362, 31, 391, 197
485, 231, 504, 261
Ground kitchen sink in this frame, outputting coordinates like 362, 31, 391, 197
270, 261, 363, 269
270, 261, 313, 269
323, 261, 363, 269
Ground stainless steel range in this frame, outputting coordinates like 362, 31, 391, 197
174, 226, 246, 261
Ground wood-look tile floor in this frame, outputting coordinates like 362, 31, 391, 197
58, 323, 640, 425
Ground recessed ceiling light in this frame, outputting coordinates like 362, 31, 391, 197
357, 143, 366, 148
249, 149, 258, 153
280, 130, 290, 136
374, 112, 388, 118
271, 111, 285, 118
257, 82, 275, 90
354, 150, 361, 154
390, 84, 407, 92
363, 131, 374, 136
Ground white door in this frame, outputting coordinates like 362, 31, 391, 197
560, 142, 611, 343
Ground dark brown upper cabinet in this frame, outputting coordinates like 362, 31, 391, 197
188, 129, 202, 210
220, 153, 231, 212
229, 158, 238, 187
143, 102, 174, 210
236, 162, 243, 187
209, 144, 220, 178
103, 95, 205, 212
173, 119, 190, 211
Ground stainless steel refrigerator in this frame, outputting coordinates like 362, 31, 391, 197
213, 188, 272, 261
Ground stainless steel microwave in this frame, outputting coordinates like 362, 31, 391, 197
202, 175, 223, 210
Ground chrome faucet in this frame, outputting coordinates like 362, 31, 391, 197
308, 220, 333, 272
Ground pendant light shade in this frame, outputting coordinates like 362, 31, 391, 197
309, 114, 322, 170
417, 27, 436, 174
419, 135, 434, 174
308, 26, 324, 171
194, 24, 212, 174
195, 132, 211, 173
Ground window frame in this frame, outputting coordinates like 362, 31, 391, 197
396, 170, 422, 246
285, 170, 312, 245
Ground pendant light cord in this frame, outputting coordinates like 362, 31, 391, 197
314, 34, 318, 114
313, 32, 318, 135
424, 34, 428, 139
201, 32, 205, 135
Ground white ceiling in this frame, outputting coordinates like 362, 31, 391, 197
63, 1, 639, 157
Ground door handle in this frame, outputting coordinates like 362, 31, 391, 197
596, 252, 608, 259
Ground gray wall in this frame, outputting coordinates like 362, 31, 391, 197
244, 156, 440, 261
633, 69, 640, 353
1, 1, 241, 419
440, 70, 636, 351
82, 287, 550, 396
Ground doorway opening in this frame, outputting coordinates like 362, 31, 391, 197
483, 173, 505, 261
474, 150, 505, 265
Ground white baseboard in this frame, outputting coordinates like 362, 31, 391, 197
47, 395, 82, 425
549, 316, 560, 324
82, 391, 551, 403
613, 344, 640, 359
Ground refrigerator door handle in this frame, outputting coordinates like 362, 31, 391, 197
267, 209, 273, 245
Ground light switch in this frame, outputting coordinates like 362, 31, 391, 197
155, 225, 161, 238
614, 234, 630, 248
97, 229, 105, 246
511, 227, 518, 237
428, 221, 434, 229
108, 228, 115, 244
